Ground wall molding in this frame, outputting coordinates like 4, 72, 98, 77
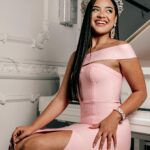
0, 58, 67, 80
0, 0, 50, 50
0, 92, 40, 105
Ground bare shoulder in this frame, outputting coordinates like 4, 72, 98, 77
112, 39, 128, 46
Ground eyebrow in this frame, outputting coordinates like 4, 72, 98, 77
93, 5, 114, 9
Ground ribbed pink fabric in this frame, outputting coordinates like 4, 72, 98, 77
36, 43, 137, 150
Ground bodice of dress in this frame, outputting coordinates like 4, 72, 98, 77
79, 43, 137, 103
78, 44, 137, 123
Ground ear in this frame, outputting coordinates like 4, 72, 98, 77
114, 16, 117, 25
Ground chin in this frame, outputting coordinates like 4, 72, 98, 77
92, 26, 111, 35
92, 29, 110, 36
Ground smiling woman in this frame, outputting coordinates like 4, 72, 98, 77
9, 0, 147, 150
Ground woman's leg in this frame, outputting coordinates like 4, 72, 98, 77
16, 130, 72, 150
14, 133, 42, 150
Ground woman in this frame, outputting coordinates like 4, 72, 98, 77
10, 0, 147, 149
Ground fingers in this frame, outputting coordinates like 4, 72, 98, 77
106, 134, 112, 150
12, 127, 20, 143
93, 131, 102, 148
15, 132, 28, 143
98, 132, 107, 150
93, 131, 117, 150
112, 133, 117, 148
12, 127, 27, 143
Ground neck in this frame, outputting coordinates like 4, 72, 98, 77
91, 34, 112, 49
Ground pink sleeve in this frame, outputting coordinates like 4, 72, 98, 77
119, 43, 137, 59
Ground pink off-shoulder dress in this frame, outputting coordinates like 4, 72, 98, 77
36, 43, 137, 150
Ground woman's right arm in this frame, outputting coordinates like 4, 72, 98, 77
12, 51, 76, 143
31, 51, 76, 130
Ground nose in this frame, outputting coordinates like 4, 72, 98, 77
97, 10, 106, 18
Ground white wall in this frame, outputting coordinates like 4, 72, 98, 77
0, 0, 43, 60
44, 0, 78, 62
0, 0, 77, 63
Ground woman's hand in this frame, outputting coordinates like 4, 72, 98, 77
89, 111, 122, 150
12, 125, 35, 144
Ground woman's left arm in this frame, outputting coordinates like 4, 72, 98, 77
118, 57, 147, 116
90, 57, 147, 150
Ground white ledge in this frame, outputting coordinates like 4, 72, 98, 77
0, 93, 41, 105
0, 59, 66, 80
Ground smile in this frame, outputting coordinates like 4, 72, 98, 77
95, 20, 108, 26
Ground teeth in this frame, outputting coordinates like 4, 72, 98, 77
96, 21, 107, 24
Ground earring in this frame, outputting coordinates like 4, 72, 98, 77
111, 24, 116, 39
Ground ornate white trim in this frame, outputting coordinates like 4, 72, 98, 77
32, 29, 50, 49
32, 0, 50, 49
0, 0, 50, 50
0, 33, 7, 44
0, 33, 33, 45
0, 60, 57, 79
0, 59, 67, 80
0, 92, 40, 105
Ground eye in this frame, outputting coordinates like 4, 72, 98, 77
92, 8, 99, 12
106, 9, 113, 13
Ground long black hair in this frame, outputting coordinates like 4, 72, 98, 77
68, 0, 120, 102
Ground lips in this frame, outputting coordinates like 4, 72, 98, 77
95, 20, 108, 26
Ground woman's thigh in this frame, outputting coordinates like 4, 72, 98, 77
15, 133, 42, 150
16, 130, 73, 150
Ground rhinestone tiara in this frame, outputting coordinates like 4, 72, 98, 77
114, 0, 124, 15
81, 0, 124, 16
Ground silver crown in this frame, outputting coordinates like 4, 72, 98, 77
81, 0, 124, 16
114, 0, 124, 16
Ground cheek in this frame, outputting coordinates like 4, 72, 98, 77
109, 15, 117, 23
108, 21, 115, 27
91, 13, 96, 21
91, 16, 96, 27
